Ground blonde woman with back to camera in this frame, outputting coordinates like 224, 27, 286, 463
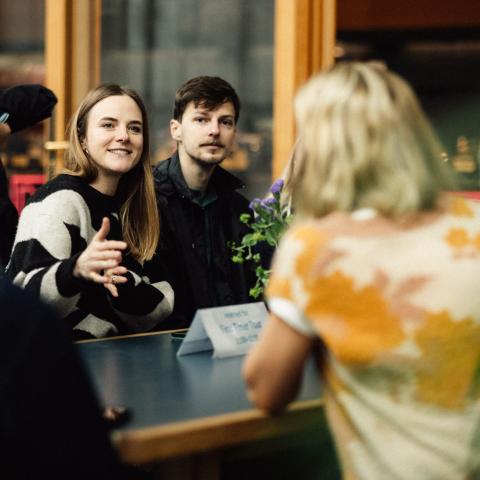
7, 83, 173, 340
243, 62, 480, 479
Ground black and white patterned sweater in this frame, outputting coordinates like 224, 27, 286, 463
6, 174, 174, 339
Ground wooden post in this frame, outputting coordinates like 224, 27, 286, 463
272, 0, 336, 180
44, 0, 101, 177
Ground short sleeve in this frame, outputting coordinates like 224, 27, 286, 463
268, 297, 316, 337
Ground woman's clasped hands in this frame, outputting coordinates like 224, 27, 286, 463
73, 217, 128, 297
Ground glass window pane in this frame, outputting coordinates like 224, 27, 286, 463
0, 0, 45, 180
336, 29, 480, 191
101, 0, 274, 199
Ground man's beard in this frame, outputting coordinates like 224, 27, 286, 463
193, 155, 225, 168
188, 144, 229, 169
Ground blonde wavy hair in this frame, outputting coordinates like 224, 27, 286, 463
291, 61, 453, 220
64, 83, 159, 262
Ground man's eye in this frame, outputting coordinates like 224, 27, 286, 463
195, 117, 207, 123
222, 119, 234, 127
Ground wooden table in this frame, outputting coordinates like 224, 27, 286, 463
78, 332, 336, 479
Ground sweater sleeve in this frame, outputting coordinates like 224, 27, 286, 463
6, 190, 91, 318
108, 253, 174, 332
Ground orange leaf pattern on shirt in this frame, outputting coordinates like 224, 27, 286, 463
445, 228, 470, 249
290, 233, 406, 364
266, 277, 292, 300
444, 227, 480, 258
449, 196, 474, 217
414, 311, 480, 410
266, 202, 480, 478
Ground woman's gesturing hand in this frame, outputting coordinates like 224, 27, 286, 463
73, 217, 127, 287
103, 265, 128, 298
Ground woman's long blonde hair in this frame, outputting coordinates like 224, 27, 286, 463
291, 61, 453, 220
65, 83, 159, 262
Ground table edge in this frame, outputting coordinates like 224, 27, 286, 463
112, 398, 324, 464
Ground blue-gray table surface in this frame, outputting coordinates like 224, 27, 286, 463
77, 332, 322, 432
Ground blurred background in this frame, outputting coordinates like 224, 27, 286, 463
1, 0, 480, 212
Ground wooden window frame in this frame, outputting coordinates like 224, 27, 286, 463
44, 0, 101, 176
273, 0, 336, 179
45, 1, 336, 180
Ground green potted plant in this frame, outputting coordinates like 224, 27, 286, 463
230, 179, 292, 299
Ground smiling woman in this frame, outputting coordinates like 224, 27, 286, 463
84, 95, 144, 193
6, 83, 174, 340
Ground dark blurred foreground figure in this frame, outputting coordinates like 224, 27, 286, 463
0, 83, 57, 270
244, 62, 480, 479
0, 278, 126, 479
0, 159, 17, 270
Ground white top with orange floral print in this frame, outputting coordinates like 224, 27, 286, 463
267, 195, 480, 480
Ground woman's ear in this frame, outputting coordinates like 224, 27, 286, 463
81, 140, 89, 156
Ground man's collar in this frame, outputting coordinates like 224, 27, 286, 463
168, 152, 193, 198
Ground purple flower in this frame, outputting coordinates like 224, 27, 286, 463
261, 197, 276, 208
249, 198, 261, 211
257, 199, 274, 213
269, 179, 284, 195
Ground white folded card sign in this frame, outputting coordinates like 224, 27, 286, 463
176, 302, 268, 358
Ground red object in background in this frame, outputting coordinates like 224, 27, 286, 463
449, 191, 480, 201
9, 173, 45, 213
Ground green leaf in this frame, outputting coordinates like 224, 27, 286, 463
233, 193, 294, 299
265, 230, 277, 246
249, 287, 262, 299
241, 233, 258, 247
240, 213, 251, 224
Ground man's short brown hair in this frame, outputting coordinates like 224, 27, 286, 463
173, 76, 240, 123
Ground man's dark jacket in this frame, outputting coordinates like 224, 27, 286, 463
153, 153, 256, 329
